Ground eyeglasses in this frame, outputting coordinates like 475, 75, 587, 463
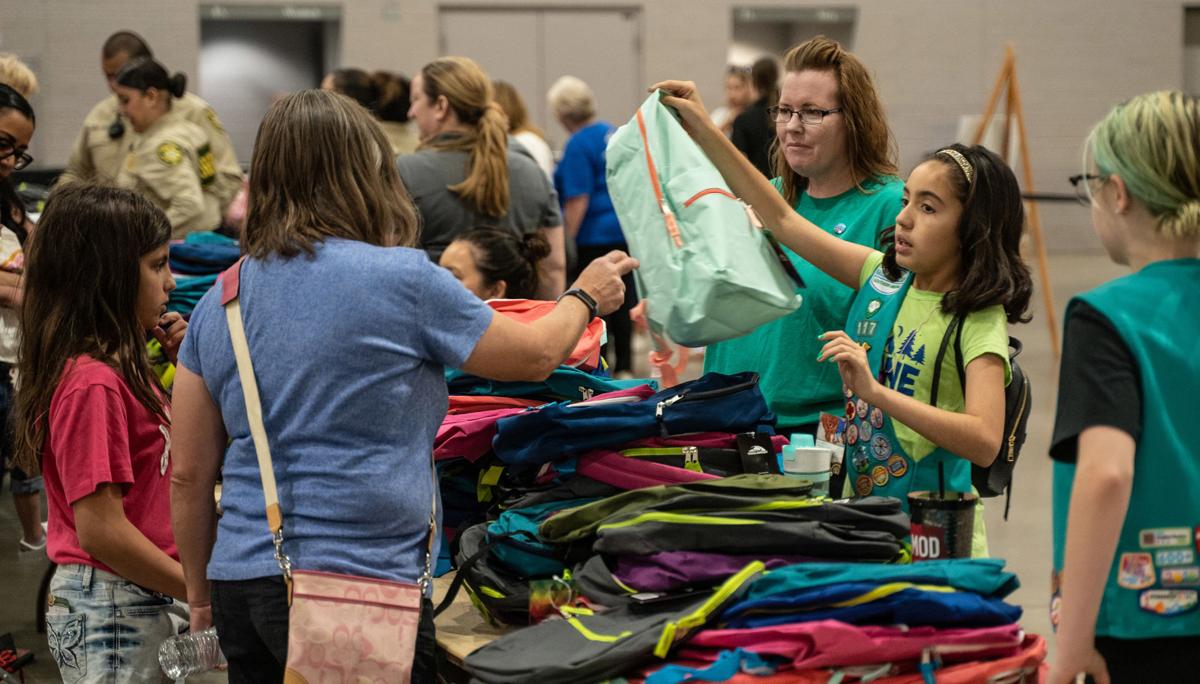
0, 137, 32, 171
1068, 173, 1106, 207
767, 105, 843, 125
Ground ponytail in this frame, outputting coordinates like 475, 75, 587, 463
115, 57, 186, 101
456, 226, 545, 300
419, 57, 511, 218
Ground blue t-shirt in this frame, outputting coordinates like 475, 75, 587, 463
178, 239, 493, 584
554, 121, 625, 247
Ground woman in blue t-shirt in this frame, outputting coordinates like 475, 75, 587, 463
169, 89, 636, 682
549, 75, 638, 376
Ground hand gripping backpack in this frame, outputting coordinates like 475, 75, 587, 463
605, 90, 803, 347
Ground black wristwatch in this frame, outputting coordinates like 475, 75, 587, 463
557, 288, 600, 319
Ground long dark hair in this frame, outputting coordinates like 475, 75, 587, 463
115, 57, 186, 100
0, 84, 34, 243
881, 143, 1033, 324
14, 185, 172, 473
453, 226, 549, 299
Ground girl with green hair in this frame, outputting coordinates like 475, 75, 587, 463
1049, 91, 1200, 683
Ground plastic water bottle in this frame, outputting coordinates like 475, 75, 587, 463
159, 627, 225, 679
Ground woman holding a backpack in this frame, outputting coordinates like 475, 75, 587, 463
652, 79, 1033, 558
1048, 92, 1200, 684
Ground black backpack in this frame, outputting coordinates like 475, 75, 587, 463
930, 315, 1031, 519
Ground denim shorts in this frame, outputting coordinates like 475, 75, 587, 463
46, 564, 188, 684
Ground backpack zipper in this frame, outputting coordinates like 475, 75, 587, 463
1006, 379, 1029, 463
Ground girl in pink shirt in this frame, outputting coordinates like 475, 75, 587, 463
13, 184, 189, 683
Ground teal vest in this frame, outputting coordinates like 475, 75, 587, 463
842, 265, 971, 506
1051, 259, 1200, 638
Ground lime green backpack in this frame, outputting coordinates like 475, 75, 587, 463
605, 90, 803, 347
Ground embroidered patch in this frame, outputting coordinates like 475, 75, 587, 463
858, 420, 872, 441
865, 299, 882, 318
852, 451, 870, 474
887, 453, 908, 478
870, 407, 884, 429
846, 423, 859, 446
1117, 552, 1156, 590
46, 612, 85, 673
1161, 567, 1200, 588
1156, 549, 1195, 567
871, 434, 891, 460
854, 474, 873, 496
869, 269, 904, 295
845, 400, 857, 421
1139, 589, 1198, 616
156, 142, 184, 166
870, 465, 889, 487
1139, 528, 1192, 548
856, 399, 869, 417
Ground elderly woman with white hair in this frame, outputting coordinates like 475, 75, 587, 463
548, 75, 636, 376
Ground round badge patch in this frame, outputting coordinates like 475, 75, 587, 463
871, 465, 889, 487
156, 142, 184, 166
871, 434, 891, 460
856, 399, 869, 418
843, 385, 854, 399
887, 453, 908, 478
855, 475, 873, 496
858, 420, 872, 441
853, 451, 870, 474
834, 223, 847, 235
846, 424, 859, 445
845, 400, 857, 421
870, 407, 884, 429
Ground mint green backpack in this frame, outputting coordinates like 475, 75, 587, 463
605, 90, 803, 347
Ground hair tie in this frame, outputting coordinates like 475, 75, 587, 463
937, 148, 974, 184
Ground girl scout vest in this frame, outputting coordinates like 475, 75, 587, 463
843, 265, 972, 505
1052, 259, 1200, 638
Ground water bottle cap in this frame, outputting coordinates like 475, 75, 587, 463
790, 433, 815, 448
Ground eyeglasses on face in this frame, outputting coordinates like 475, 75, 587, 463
0, 137, 33, 171
767, 105, 843, 125
1068, 173, 1107, 207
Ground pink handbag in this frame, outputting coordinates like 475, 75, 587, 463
222, 264, 433, 683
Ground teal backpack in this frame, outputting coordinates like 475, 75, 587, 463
605, 90, 803, 347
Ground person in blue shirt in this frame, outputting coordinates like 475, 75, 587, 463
549, 75, 637, 375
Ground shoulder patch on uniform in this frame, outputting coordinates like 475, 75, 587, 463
156, 142, 185, 166
205, 108, 226, 134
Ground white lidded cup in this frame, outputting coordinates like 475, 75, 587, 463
781, 445, 833, 497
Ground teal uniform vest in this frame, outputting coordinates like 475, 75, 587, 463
842, 265, 972, 506
1051, 259, 1200, 638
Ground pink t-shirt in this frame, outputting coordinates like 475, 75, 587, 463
43, 356, 177, 572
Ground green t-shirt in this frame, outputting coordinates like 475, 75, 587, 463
704, 177, 904, 429
857, 251, 1012, 461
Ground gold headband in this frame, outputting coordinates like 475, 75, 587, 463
937, 148, 974, 184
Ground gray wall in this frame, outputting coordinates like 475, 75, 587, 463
0, 0, 1191, 251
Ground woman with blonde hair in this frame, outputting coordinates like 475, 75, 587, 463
0, 53, 38, 97
170, 88, 634, 681
1048, 91, 1200, 683
493, 80, 553, 179
399, 57, 565, 297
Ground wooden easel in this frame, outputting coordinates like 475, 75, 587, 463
972, 45, 1060, 359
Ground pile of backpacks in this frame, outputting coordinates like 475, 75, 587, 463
433, 300, 1046, 683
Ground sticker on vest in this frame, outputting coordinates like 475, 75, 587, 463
869, 269, 904, 296
846, 423, 859, 446
1139, 589, 1198, 617
870, 465, 889, 487
866, 299, 882, 318
1161, 567, 1200, 588
1117, 552, 1156, 590
834, 223, 847, 235
871, 434, 891, 460
1156, 549, 1195, 567
845, 400, 857, 421
854, 475, 873, 497
1139, 528, 1192, 549
869, 407, 884, 429
887, 454, 908, 478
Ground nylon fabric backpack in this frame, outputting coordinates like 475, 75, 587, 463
931, 316, 1031, 518
605, 90, 803, 347
485, 497, 600, 578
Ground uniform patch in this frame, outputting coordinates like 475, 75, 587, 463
1139, 589, 1198, 616
856, 399, 869, 417
855, 320, 878, 337
1117, 552, 1156, 590
205, 108, 226, 134
843, 385, 854, 399
1049, 569, 1062, 629
833, 222, 847, 235
846, 424, 859, 446
858, 420, 872, 441
197, 143, 216, 187
845, 401, 857, 421
1139, 528, 1192, 548
852, 451, 869, 474
871, 434, 891, 460
866, 299, 882, 318
854, 475, 873, 497
869, 269, 904, 295
1161, 567, 1200, 588
156, 142, 184, 166
886, 453, 908, 478
870, 407, 884, 429
871, 465, 889, 487
1156, 549, 1195, 567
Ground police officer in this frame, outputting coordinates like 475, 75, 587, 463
112, 58, 220, 237
60, 31, 242, 215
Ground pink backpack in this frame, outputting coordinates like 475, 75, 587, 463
577, 433, 789, 489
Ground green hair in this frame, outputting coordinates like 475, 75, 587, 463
1088, 91, 1200, 238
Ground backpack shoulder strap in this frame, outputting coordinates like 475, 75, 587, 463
929, 313, 966, 407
